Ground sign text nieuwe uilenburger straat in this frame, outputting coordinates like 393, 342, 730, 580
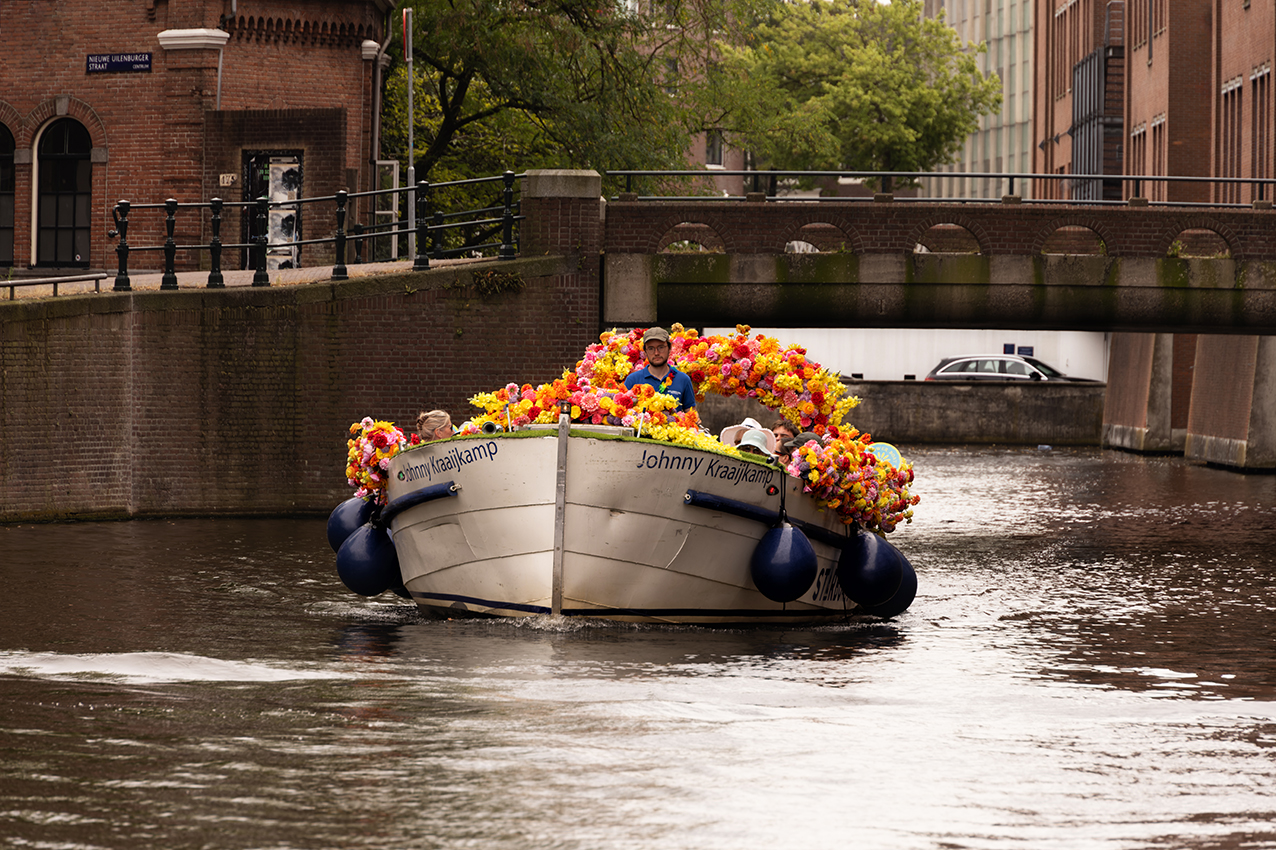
86, 53, 152, 74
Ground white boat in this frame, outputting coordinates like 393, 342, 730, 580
375, 420, 914, 625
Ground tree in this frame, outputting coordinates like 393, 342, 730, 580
717, 0, 1003, 189
380, 0, 767, 186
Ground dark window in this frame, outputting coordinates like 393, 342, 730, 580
0, 124, 14, 267
37, 118, 92, 267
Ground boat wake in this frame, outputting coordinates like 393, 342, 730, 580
0, 650, 353, 684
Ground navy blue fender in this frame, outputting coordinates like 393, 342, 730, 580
837, 526, 905, 606
327, 496, 376, 553
857, 554, 917, 619
336, 523, 401, 597
750, 523, 818, 603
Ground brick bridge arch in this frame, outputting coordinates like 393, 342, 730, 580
597, 195, 1276, 332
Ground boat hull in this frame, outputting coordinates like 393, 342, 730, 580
384, 431, 857, 625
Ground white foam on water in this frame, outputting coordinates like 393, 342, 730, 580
0, 650, 350, 684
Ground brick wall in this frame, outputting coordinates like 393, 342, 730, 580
1188, 334, 1258, 441
1103, 332, 1155, 430
0, 0, 382, 272
0, 257, 600, 521
604, 200, 1276, 259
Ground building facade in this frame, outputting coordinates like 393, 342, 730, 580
0, 0, 391, 275
922, 0, 1036, 200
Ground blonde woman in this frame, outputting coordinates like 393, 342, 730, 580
416, 409, 453, 441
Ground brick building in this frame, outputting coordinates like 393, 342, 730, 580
0, 0, 391, 275
1032, 0, 1269, 202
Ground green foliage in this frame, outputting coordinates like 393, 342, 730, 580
717, 0, 1002, 187
381, 0, 766, 192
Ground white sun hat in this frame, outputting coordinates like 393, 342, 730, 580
736, 429, 775, 458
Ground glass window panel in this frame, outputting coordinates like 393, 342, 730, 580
76, 160, 91, 188
74, 230, 90, 262
75, 195, 90, 227
67, 122, 91, 153
0, 232, 12, 263
38, 231, 54, 262
0, 196, 12, 227
39, 195, 56, 227
57, 194, 74, 226
56, 230, 72, 262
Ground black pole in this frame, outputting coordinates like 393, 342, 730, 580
499, 170, 516, 260
207, 198, 224, 288
414, 180, 430, 271
252, 195, 270, 286
161, 198, 178, 289
351, 222, 364, 264
111, 200, 131, 292
333, 190, 349, 281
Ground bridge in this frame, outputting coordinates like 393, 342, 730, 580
596, 187, 1276, 335
530, 171, 1273, 469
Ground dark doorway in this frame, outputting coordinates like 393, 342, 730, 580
242, 151, 302, 270
36, 118, 92, 267
0, 124, 14, 267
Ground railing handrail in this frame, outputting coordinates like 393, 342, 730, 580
607, 168, 1276, 206
5, 273, 109, 300
103, 171, 524, 293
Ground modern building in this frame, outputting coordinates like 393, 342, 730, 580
922, 0, 1037, 199
0, 1, 392, 275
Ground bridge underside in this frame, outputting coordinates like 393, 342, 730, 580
604, 253, 1276, 334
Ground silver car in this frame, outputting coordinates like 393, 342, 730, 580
923, 354, 1099, 382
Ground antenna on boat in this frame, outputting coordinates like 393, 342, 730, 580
550, 400, 572, 616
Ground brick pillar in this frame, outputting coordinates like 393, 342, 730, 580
521, 170, 602, 257
1184, 335, 1276, 469
1102, 332, 1175, 452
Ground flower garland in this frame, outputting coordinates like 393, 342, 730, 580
342, 326, 918, 531
344, 417, 419, 505
787, 437, 916, 533
457, 324, 918, 533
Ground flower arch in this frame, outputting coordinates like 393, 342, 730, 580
347, 325, 918, 534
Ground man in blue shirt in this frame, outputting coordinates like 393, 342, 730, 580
623, 327, 696, 411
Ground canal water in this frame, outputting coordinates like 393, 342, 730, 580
2, 446, 1275, 849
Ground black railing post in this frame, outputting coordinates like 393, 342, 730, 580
252, 195, 270, 286
207, 198, 224, 288
414, 180, 430, 271
333, 190, 349, 281
351, 222, 364, 264
111, 200, 131, 292
499, 170, 517, 260
1008, 174, 1016, 197
431, 211, 444, 258
161, 198, 178, 289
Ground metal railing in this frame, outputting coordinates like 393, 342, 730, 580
606, 169, 1276, 207
4, 273, 109, 300
105, 171, 523, 292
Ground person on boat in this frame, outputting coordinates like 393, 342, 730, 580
624, 327, 696, 411
721, 417, 776, 452
736, 429, 776, 461
416, 409, 454, 441
780, 430, 823, 474
772, 419, 797, 465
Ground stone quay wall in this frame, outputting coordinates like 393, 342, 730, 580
0, 171, 605, 522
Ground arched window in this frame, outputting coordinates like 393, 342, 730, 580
0, 124, 14, 267
37, 118, 92, 267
